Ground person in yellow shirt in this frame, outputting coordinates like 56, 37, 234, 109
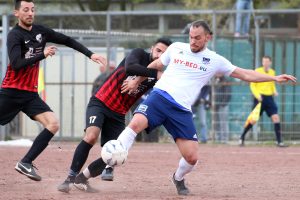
240, 56, 287, 147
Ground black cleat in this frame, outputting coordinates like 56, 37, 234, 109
57, 175, 75, 193
101, 167, 114, 181
172, 174, 190, 195
15, 161, 41, 181
73, 173, 99, 193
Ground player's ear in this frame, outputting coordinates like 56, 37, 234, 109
14, 9, 19, 17
206, 33, 212, 41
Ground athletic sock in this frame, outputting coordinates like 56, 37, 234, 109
69, 140, 93, 176
117, 127, 137, 150
174, 157, 197, 181
21, 128, 54, 163
74, 172, 88, 184
274, 123, 282, 143
240, 124, 253, 140
87, 158, 107, 178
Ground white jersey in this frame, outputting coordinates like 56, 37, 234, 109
154, 42, 236, 110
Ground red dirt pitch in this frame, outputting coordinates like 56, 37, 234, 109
1, 142, 300, 200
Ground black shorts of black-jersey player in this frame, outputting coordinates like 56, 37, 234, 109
57, 38, 172, 193
1, 0, 105, 182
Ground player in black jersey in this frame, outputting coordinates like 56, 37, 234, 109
57, 38, 172, 193
0, 0, 106, 181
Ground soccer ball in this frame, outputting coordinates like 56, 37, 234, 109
101, 140, 128, 166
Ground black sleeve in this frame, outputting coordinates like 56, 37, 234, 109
7, 31, 45, 70
45, 27, 93, 58
125, 48, 158, 78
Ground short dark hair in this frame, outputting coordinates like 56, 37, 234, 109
154, 37, 172, 47
15, 0, 33, 10
191, 20, 213, 35
262, 55, 272, 61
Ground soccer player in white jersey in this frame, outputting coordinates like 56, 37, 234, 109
73, 20, 296, 195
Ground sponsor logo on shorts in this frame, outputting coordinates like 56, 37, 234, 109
137, 104, 148, 113
193, 134, 198, 139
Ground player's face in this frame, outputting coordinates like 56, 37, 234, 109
150, 42, 169, 60
262, 58, 272, 71
14, 1, 35, 28
189, 26, 211, 53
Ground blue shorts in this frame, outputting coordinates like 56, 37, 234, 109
134, 90, 198, 141
253, 95, 278, 117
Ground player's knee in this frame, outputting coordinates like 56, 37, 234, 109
84, 131, 99, 145
184, 153, 198, 165
271, 114, 280, 123
128, 114, 148, 133
47, 120, 59, 133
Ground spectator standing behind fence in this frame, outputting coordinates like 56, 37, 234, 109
91, 62, 116, 96
192, 85, 211, 143
239, 56, 288, 147
234, 0, 253, 37
214, 75, 231, 143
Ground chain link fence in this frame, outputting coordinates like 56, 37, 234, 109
1, 9, 300, 142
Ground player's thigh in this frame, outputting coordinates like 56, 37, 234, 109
100, 114, 125, 147
22, 95, 53, 120
264, 97, 278, 118
33, 111, 59, 129
132, 92, 167, 133
164, 107, 198, 141
0, 93, 21, 125
176, 138, 199, 165
85, 98, 106, 130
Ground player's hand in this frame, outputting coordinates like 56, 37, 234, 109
44, 46, 57, 58
121, 76, 139, 94
274, 74, 297, 83
274, 91, 278, 96
257, 96, 262, 102
91, 54, 107, 66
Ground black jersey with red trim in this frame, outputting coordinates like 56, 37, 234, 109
1, 24, 93, 92
95, 48, 157, 115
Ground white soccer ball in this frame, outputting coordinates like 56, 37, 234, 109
101, 140, 128, 166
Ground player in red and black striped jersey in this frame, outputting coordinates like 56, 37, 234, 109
0, 0, 106, 182
57, 37, 172, 193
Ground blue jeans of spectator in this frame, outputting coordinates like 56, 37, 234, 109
235, 0, 253, 35
215, 105, 229, 143
197, 103, 208, 142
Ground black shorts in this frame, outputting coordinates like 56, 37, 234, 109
0, 88, 52, 125
253, 95, 278, 117
86, 96, 125, 146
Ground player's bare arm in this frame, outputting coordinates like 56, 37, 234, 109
230, 67, 297, 83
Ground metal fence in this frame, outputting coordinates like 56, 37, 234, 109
1, 9, 300, 142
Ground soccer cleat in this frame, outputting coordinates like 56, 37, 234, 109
277, 142, 288, 148
15, 161, 41, 181
101, 167, 114, 181
172, 174, 190, 195
57, 175, 75, 193
73, 173, 99, 193
239, 139, 245, 147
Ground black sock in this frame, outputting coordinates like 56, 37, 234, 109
75, 172, 88, 184
274, 123, 282, 143
70, 140, 93, 175
88, 158, 107, 178
21, 128, 54, 163
240, 124, 253, 140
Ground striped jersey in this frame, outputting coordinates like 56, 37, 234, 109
2, 24, 93, 92
95, 49, 156, 115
